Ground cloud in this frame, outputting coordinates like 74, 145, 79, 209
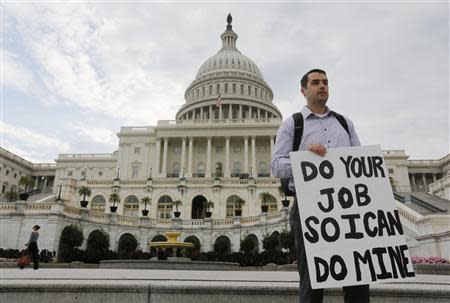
1, 121, 70, 162
1, 50, 37, 95
69, 122, 118, 146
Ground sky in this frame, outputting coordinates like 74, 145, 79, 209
1, 1, 449, 163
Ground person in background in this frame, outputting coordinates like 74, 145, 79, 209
26, 225, 40, 270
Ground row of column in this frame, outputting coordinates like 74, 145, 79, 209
154, 136, 275, 178
181, 104, 273, 121
409, 173, 439, 191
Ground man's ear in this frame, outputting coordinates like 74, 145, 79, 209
301, 87, 306, 97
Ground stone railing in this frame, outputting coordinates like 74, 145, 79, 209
0, 202, 288, 231
396, 201, 423, 225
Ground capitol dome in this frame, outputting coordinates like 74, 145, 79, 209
176, 14, 281, 121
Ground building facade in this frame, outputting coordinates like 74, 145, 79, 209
1, 17, 449, 258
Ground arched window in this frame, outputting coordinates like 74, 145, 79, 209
224, 83, 228, 93
91, 195, 106, 213
232, 162, 241, 177
216, 83, 220, 94
232, 83, 236, 94
226, 195, 244, 218
240, 84, 244, 95
157, 195, 173, 219
124, 195, 139, 216
262, 194, 278, 213
202, 86, 205, 97
248, 86, 251, 96
215, 162, 223, 177
209, 85, 212, 95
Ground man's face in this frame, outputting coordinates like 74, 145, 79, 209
301, 72, 329, 106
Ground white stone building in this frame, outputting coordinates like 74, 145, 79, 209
1, 17, 449, 258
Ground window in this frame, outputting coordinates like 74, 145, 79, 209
158, 195, 173, 219
209, 85, 212, 94
232, 162, 241, 177
258, 146, 266, 152
254, 87, 257, 96
202, 86, 205, 96
216, 145, 223, 153
174, 146, 181, 153
233, 145, 241, 152
134, 147, 141, 154
248, 86, 251, 96
388, 169, 394, 174
13, 173, 17, 178
240, 84, 244, 95
132, 166, 139, 178
98, 171, 103, 177
5, 170, 9, 176
225, 83, 228, 93
124, 195, 139, 217
197, 162, 205, 174
67, 170, 73, 177
226, 195, 244, 218
216, 84, 220, 94
91, 195, 106, 213
173, 163, 181, 177
232, 83, 236, 94
198, 146, 205, 153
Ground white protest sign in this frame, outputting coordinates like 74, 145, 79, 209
291, 145, 415, 289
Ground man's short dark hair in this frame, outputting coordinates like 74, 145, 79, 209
301, 69, 327, 89
33, 225, 40, 230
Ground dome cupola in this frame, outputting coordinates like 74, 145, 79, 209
176, 14, 281, 121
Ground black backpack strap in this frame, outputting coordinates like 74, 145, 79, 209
330, 111, 349, 135
292, 112, 304, 151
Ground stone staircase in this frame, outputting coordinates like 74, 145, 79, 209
394, 192, 448, 215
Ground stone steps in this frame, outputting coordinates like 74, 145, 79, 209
0, 269, 448, 303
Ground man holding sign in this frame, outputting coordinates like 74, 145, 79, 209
271, 69, 369, 303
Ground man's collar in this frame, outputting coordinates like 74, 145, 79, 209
301, 105, 331, 118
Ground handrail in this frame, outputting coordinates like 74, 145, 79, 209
410, 195, 446, 213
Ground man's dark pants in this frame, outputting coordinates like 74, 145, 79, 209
290, 200, 370, 303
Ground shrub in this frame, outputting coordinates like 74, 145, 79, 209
39, 249, 55, 263
240, 237, 257, 253
84, 229, 110, 263
262, 233, 279, 252
58, 224, 84, 262
117, 234, 138, 258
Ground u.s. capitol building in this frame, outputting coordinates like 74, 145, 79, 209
1, 16, 449, 258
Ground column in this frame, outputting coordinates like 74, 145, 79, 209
187, 137, 193, 177
200, 107, 204, 120
244, 136, 249, 174
248, 106, 252, 119
270, 136, 274, 177
239, 105, 243, 119
225, 136, 230, 177
228, 104, 232, 120
34, 177, 39, 190
209, 106, 213, 120
433, 174, 437, 183
257, 108, 261, 120
410, 174, 417, 191
206, 137, 212, 177
219, 105, 223, 120
162, 137, 168, 177
421, 174, 427, 190
43, 177, 48, 193
251, 136, 256, 177
154, 138, 161, 177
181, 137, 186, 177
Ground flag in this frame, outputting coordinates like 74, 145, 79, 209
216, 94, 222, 108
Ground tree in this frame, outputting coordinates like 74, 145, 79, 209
4, 190, 18, 202
109, 192, 121, 207
259, 192, 272, 205
118, 234, 138, 258
171, 199, 183, 212
18, 176, 34, 193
85, 229, 110, 263
262, 233, 279, 252
240, 236, 257, 253
78, 186, 92, 201
278, 186, 287, 200
58, 224, 84, 262
141, 196, 151, 211
204, 200, 214, 212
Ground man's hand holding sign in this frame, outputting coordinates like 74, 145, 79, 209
291, 145, 415, 289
